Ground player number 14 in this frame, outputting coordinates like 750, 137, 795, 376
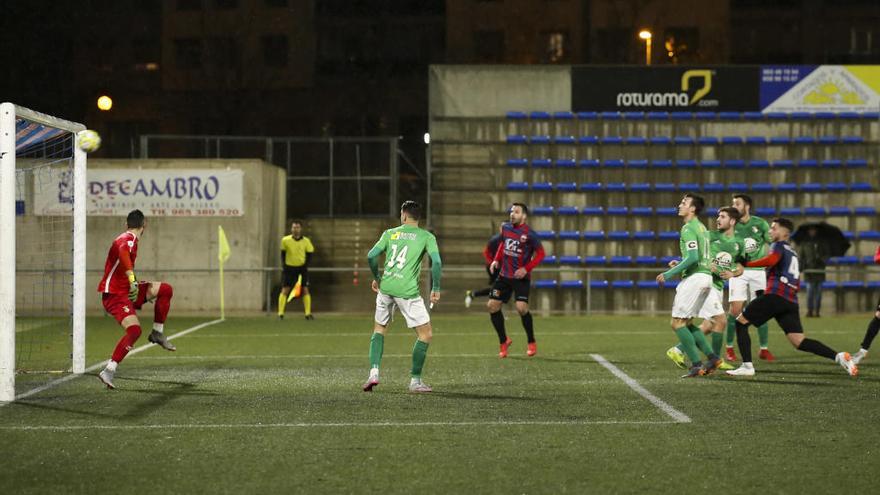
387, 244, 409, 269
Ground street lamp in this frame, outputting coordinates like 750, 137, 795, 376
97, 95, 113, 111
638, 30, 652, 65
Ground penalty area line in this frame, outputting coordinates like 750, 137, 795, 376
3, 318, 225, 405
590, 353, 691, 424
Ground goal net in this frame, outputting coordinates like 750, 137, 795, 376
0, 103, 87, 401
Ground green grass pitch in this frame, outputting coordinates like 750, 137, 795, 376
2, 313, 878, 494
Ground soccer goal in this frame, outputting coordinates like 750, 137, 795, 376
0, 102, 87, 402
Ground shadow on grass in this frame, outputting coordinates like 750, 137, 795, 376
427, 391, 544, 401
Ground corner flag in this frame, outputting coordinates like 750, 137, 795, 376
218, 226, 231, 319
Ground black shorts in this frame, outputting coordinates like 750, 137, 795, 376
282, 266, 309, 288
742, 293, 802, 334
489, 276, 530, 303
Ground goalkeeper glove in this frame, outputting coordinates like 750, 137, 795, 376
128, 273, 139, 302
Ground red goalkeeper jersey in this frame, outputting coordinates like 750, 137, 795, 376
97, 231, 138, 295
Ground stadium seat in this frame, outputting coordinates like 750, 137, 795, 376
647, 112, 669, 120
804, 207, 826, 216
584, 255, 607, 265
729, 182, 749, 192
794, 136, 815, 145
698, 136, 719, 145
604, 159, 625, 168
633, 230, 655, 240
600, 111, 621, 120
660, 256, 679, 265
769, 136, 790, 145
506, 111, 527, 119
678, 182, 700, 192
868, 281, 880, 290
507, 135, 528, 144
532, 158, 552, 168
625, 137, 647, 145
826, 183, 848, 192
612, 280, 635, 289
530, 135, 551, 144
855, 207, 877, 216
838, 112, 860, 119
755, 207, 776, 217
749, 160, 770, 169
583, 231, 605, 240
553, 136, 576, 144
630, 183, 651, 193
842, 136, 864, 144
506, 158, 528, 168
581, 206, 604, 215
703, 183, 725, 193
607, 206, 629, 215
860, 231, 880, 240
719, 111, 740, 120
658, 231, 679, 240
743, 111, 764, 120
553, 111, 574, 119
579, 158, 600, 168
814, 112, 835, 119
829, 256, 858, 265
862, 112, 880, 119
695, 112, 716, 120
608, 231, 631, 240
579, 136, 599, 145
589, 280, 609, 289
800, 183, 823, 192
664, 280, 680, 289
851, 182, 873, 192
532, 182, 553, 191
606, 182, 627, 192
779, 207, 801, 216
530, 111, 550, 119
580, 182, 602, 192
677, 159, 697, 169
842, 281, 864, 289
628, 159, 649, 169
751, 183, 775, 192
559, 230, 581, 240
636, 256, 658, 265
556, 158, 576, 168
637, 280, 660, 289
560, 280, 584, 289
670, 112, 692, 120
702, 159, 721, 169
559, 255, 582, 265
819, 136, 840, 145
725, 159, 746, 169
507, 182, 529, 191
576, 111, 597, 120
746, 136, 767, 145
798, 159, 818, 169
655, 183, 676, 192
557, 183, 578, 192
821, 159, 842, 169
651, 159, 673, 169
623, 112, 645, 120
602, 136, 623, 145
650, 136, 672, 145
722, 136, 743, 145
631, 206, 653, 215
541, 255, 557, 264
776, 183, 798, 193
610, 256, 632, 265
533, 206, 554, 215
536, 230, 556, 240
828, 206, 851, 216
843, 231, 855, 239
846, 159, 868, 168
673, 136, 695, 145
534, 279, 559, 289
557, 206, 578, 215
656, 207, 676, 216
773, 159, 794, 169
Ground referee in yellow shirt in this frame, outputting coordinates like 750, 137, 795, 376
279, 220, 315, 320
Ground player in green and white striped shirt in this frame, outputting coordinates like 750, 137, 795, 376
363, 200, 442, 393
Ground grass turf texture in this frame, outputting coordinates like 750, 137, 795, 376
2, 314, 877, 494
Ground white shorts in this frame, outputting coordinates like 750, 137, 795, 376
698, 286, 725, 320
729, 269, 767, 303
374, 292, 430, 328
672, 273, 713, 319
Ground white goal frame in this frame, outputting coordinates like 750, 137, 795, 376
0, 102, 87, 402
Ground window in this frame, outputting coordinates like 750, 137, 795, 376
132, 37, 160, 65
174, 38, 203, 69
540, 31, 568, 63
594, 28, 631, 63
207, 37, 238, 69
177, 0, 201, 10
851, 28, 873, 55
262, 35, 289, 67
473, 30, 504, 62
663, 27, 700, 64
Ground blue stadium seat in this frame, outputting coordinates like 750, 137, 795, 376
780, 207, 801, 216
842, 136, 865, 144
743, 111, 764, 120
695, 112, 716, 120
804, 207, 826, 216
746, 136, 767, 145
656, 207, 676, 216
633, 231, 655, 240
829, 256, 858, 265
576, 111, 597, 120
559, 255, 583, 265
703, 207, 719, 217
600, 111, 621, 120
630, 183, 651, 193
636, 256, 658, 265
506, 111, 527, 119
530, 135, 551, 144
773, 159, 794, 169
860, 231, 880, 240
553, 136, 576, 144
729, 182, 749, 192
855, 207, 877, 216
798, 159, 818, 168
579, 136, 600, 145
769, 136, 790, 145
610, 256, 632, 265
800, 183, 823, 192
561, 280, 584, 289
532, 182, 553, 191
703, 183, 725, 193
842, 281, 865, 289
638, 280, 660, 289
851, 182, 873, 192
658, 231, 679, 240
507, 182, 529, 191
776, 183, 798, 193
698, 136, 719, 145
861, 112, 880, 118
606, 182, 627, 192
765, 112, 787, 119
794, 136, 815, 145
673, 136, 695, 145
868, 281, 880, 290
751, 183, 775, 192
650, 136, 672, 145
530, 111, 551, 119
863, 256, 877, 264
601, 136, 623, 145
584, 255, 607, 265
821, 159, 842, 169
583, 231, 605, 240
702, 159, 721, 169
589, 280, 609, 289
623, 112, 645, 120
556, 158, 577, 168
725, 159, 746, 169
559, 230, 581, 240
608, 231, 631, 240
749, 160, 770, 169
828, 206, 851, 216
557, 182, 578, 192
557, 206, 579, 215
755, 207, 776, 217
580, 182, 602, 192
612, 280, 635, 289
647, 112, 669, 120
533, 206, 554, 216
844, 231, 855, 240
553, 111, 574, 119
579, 158, 600, 168
534, 279, 558, 289
582, 206, 604, 215
670, 112, 692, 120
826, 183, 848, 192
536, 230, 556, 240
506, 158, 528, 168
651, 159, 673, 169
838, 112, 860, 119
625, 136, 647, 145
628, 159, 649, 169
664, 280, 680, 289
660, 256, 679, 265
677, 159, 697, 169
541, 255, 557, 264
507, 135, 528, 144
719, 111, 740, 120
846, 159, 868, 168
532, 158, 552, 168
814, 112, 835, 119
604, 159, 625, 168
822, 281, 838, 290
678, 182, 700, 192
631, 206, 653, 215
655, 183, 676, 192
722, 136, 743, 145
607, 206, 629, 216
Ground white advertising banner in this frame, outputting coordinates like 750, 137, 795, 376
34, 168, 244, 216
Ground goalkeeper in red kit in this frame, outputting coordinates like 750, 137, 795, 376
97, 210, 176, 389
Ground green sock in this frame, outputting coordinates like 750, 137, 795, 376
674, 327, 701, 364
726, 315, 737, 346
758, 323, 769, 348
369, 332, 384, 369
689, 326, 714, 358
411, 339, 430, 378
711, 332, 724, 356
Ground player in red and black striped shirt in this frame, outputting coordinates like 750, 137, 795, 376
487, 203, 545, 358
851, 244, 880, 364
464, 224, 503, 308
726, 218, 858, 377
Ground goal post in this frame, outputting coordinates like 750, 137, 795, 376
0, 102, 87, 402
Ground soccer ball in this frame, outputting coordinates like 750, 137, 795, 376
77, 130, 101, 153
713, 251, 733, 271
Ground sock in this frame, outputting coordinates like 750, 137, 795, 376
758, 323, 769, 349
674, 326, 701, 365
711, 332, 724, 356
154, 283, 172, 325
861, 317, 880, 350
278, 292, 287, 316
797, 338, 837, 360
490, 311, 507, 343
726, 315, 736, 346
735, 321, 753, 363
106, 360, 118, 372
303, 293, 312, 316
689, 325, 714, 358
521, 312, 536, 343
411, 339, 430, 378
111, 325, 142, 363
153, 323, 164, 334
473, 288, 492, 298
369, 332, 384, 369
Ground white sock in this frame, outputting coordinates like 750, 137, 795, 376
859, 348, 868, 354
369, 367, 379, 379
410, 377, 421, 385
741, 362, 754, 369
106, 360, 118, 372
153, 323, 164, 333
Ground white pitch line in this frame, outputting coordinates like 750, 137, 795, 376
0, 420, 676, 431
188, 331, 678, 338
590, 353, 691, 424
3, 318, 225, 405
